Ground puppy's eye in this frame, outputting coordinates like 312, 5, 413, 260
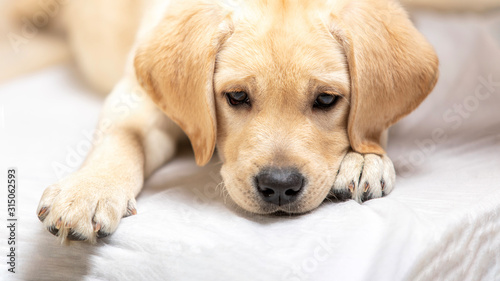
225, 91, 250, 106
314, 93, 338, 110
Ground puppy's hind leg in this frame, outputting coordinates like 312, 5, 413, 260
37, 78, 183, 243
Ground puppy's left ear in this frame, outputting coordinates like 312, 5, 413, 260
134, 1, 232, 166
330, 1, 439, 154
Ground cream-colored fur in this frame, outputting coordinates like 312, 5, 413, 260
13, 0, 440, 243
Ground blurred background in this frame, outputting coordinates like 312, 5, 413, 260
1, 0, 500, 90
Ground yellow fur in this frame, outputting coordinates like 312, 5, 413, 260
35, 0, 439, 242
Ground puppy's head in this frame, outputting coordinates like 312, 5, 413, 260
135, 0, 438, 214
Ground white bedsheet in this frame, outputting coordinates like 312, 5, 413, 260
1, 11, 500, 281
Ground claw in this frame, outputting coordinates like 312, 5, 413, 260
93, 222, 101, 233
124, 200, 138, 217
38, 207, 49, 222
348, 181, 355, 193
363, 182, 370, 193
55, 218, 62, 229
93, 222, 109, 238
125, 207, 137, 217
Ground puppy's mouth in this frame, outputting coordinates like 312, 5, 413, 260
254, 199, 310, 215
262, 207, 306, 215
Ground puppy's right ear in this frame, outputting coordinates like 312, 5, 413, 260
134, 1, 232, 166
330, 1, 439, 155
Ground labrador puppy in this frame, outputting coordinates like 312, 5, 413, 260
35, 0, 438, 242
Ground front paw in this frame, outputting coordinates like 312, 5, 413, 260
330, 152, 395, 203
37, 174, 137, 243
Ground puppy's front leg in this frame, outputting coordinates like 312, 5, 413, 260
37, 78, 183, 243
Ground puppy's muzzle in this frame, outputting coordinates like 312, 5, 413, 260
255, 167, 305, 206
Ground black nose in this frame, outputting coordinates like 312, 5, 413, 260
255, 167, 305, 206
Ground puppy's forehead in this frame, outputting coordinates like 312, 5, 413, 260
215, 5, 348, 94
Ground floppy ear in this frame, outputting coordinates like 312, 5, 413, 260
134, 1, 232, 166
330, 1, 439, 155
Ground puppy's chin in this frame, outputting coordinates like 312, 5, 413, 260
256, 203, 312, 216
227, 191, 321, 215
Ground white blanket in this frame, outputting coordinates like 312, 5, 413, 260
1, 11, 500, 281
